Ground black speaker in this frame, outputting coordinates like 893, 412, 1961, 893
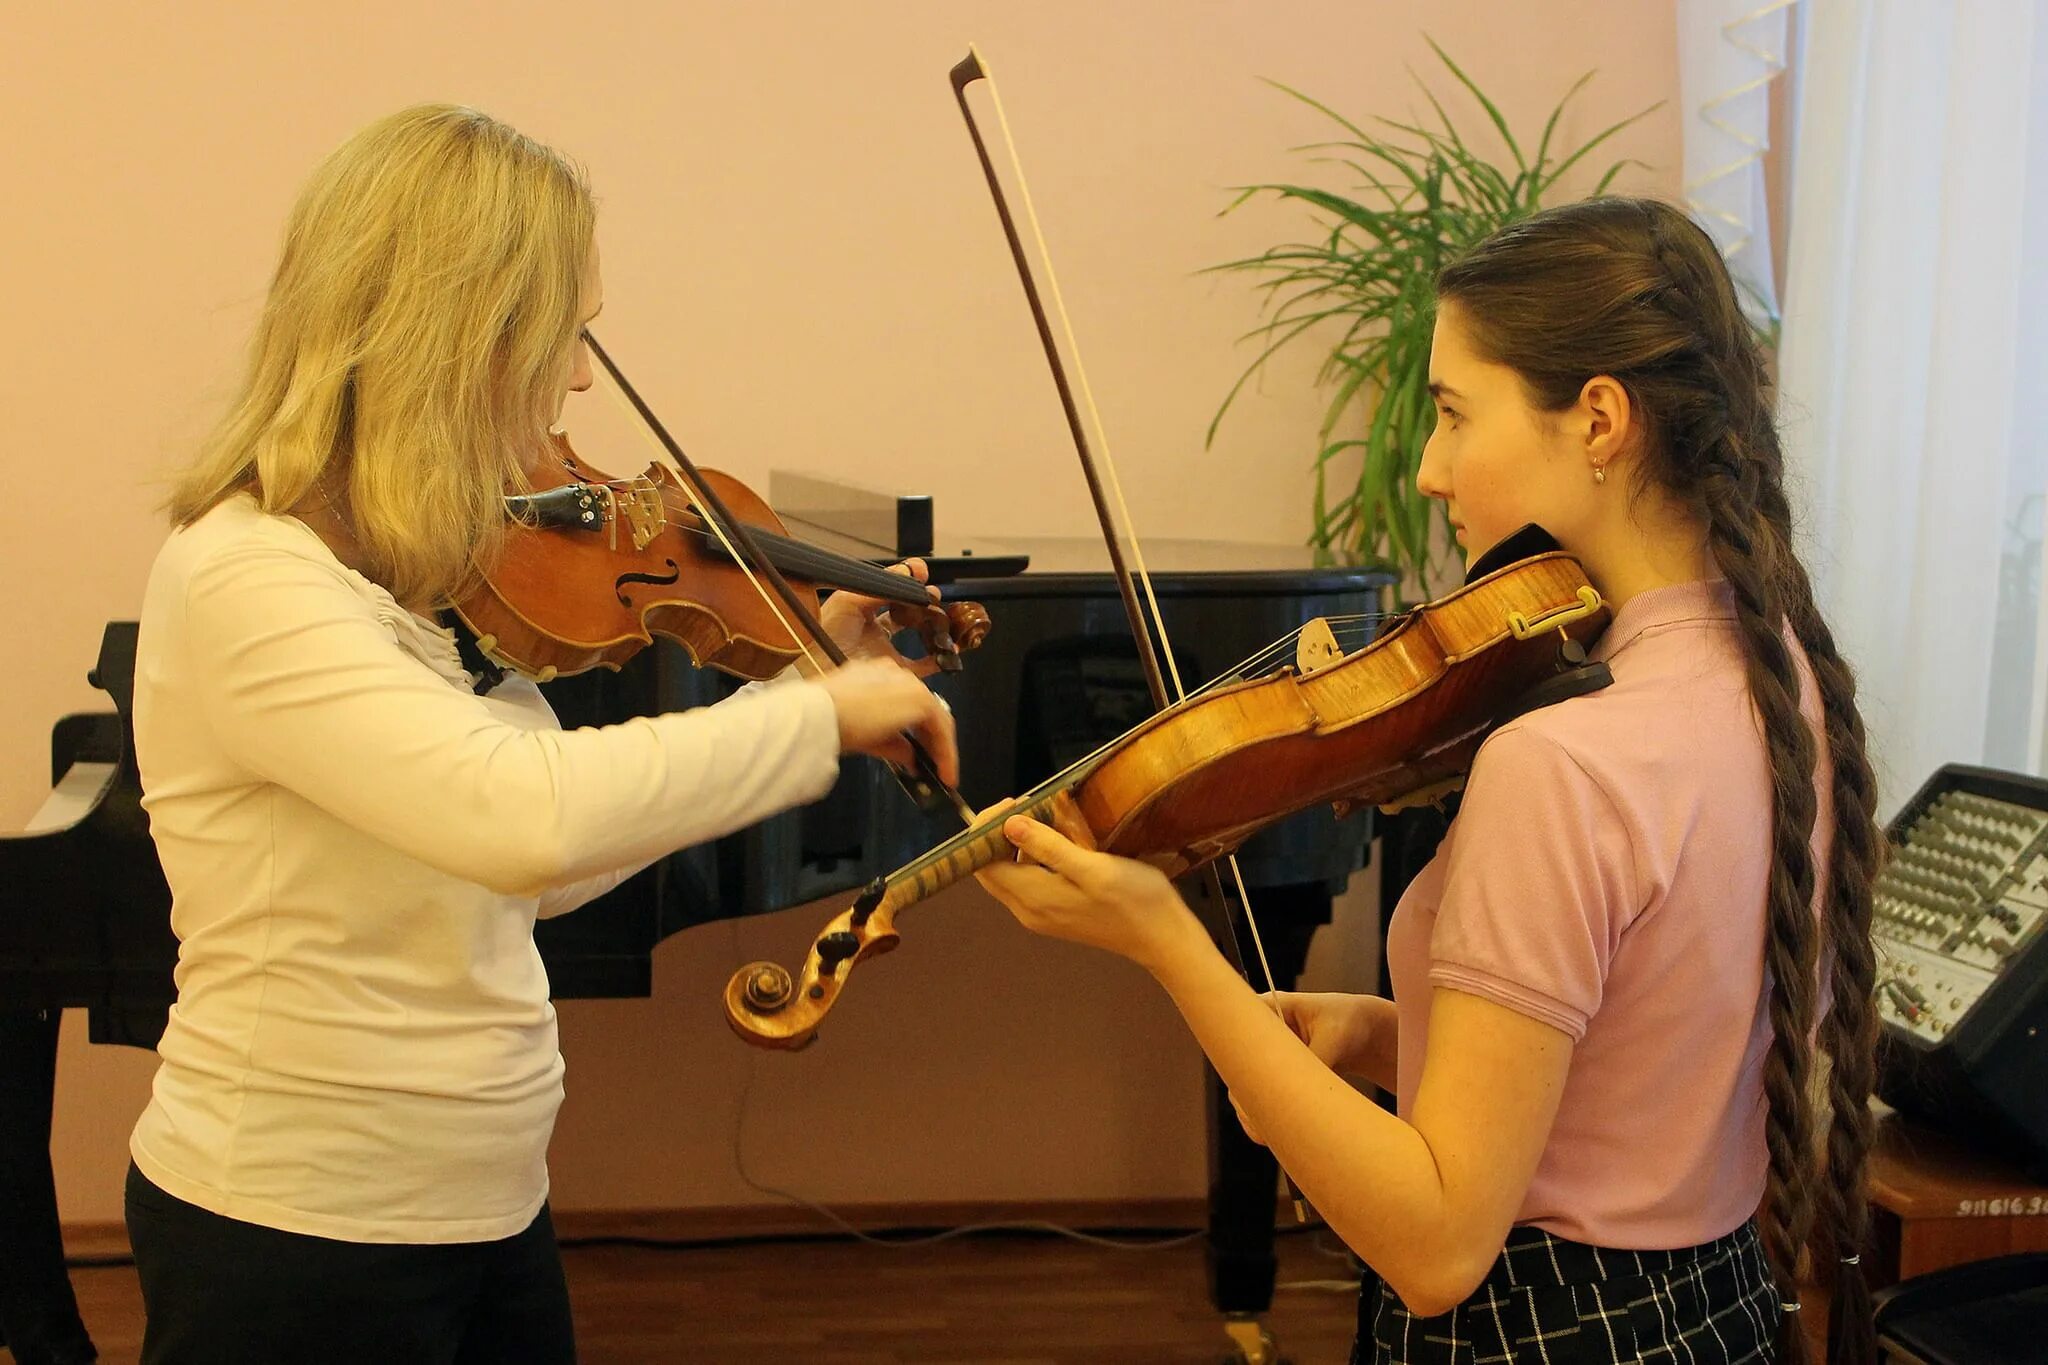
1874, 765, 2048, 1169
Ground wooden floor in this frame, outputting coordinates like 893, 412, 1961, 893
43, 1230, 1361, 1364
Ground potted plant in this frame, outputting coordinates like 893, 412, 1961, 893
1208, 39, 1658, 593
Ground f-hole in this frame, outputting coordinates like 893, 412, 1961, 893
615, 560, 682, 608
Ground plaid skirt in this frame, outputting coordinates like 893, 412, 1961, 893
1352, 1220, 1782, 1364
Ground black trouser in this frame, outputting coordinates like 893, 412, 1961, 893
124, 1164, 576, 1365
0, 1010, 96, 1365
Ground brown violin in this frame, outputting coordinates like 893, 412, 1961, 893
725, 534, 1612, 1049
453, 431, 991, 684
452, 329, 985, 820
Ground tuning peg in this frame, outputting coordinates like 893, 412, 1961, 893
850, 877, 889, 928
816, 931, 860, 976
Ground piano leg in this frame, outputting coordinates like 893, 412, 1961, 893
1204, 880, 1334, 1365
0, 1010, 97, 1365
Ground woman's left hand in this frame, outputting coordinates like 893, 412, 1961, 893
974, 810, 1206, 972
815, 558, 943, 678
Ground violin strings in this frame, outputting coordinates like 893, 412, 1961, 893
660, 507, 930, 604
882, 622, 1386, 887
1203, 611, 1399, 690
682, 526, 888, 598
883, 605, 1407, 886
874, 608, 1402, 895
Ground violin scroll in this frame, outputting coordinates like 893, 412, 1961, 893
896, 600, 993, 672
724, 795, 1069, 1047
723, 897, 905, 1050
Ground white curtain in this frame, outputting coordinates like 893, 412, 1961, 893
1677, 0, 1793, 326
1775, 0, 2048, 818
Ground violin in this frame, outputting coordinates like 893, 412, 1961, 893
718, 50, 1617, 1056
453, 431, 991, 684
725, 529, 1612, 1048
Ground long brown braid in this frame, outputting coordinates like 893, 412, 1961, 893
1437, 197, 1886, 1364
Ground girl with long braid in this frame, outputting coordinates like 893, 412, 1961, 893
976, 197, 1883, 1364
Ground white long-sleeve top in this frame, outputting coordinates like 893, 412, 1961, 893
128, 495, 841, 1243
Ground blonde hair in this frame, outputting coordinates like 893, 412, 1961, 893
170, 103, 595, 606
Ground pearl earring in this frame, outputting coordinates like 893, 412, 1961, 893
1592, 465, 1607, 486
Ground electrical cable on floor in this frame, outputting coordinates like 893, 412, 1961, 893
703, 921, 1372, 1256
726, 1030, 1205, 1251
1312, 1229, 1361, 1264
1275, 1231, 1364, 1293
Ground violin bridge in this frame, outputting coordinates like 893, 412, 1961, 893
1294, 617, 1343, 675
622, 477, 667, 551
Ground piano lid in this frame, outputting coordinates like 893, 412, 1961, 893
764, 469, 1399, 594
949, 537, 1392, 599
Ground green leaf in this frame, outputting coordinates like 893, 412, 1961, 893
1591, 157, 1650, 196
1210, 41, 1659, 577
1532, 70, 1597, 177
1259, 77, 1376, 147
1534, 102, 1663, 196
1423, 35, 1525, 174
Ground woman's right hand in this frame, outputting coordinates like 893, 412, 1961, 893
1269, 991, 1392, 1073
1233, 991, 1396, 1146
814, 657, 959, 787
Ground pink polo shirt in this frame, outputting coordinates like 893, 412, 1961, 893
1384, 579, 1833, 1249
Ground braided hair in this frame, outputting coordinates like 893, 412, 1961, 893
1437, 198, 1884, 1365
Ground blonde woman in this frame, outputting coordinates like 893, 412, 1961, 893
124, 105, 954, 1365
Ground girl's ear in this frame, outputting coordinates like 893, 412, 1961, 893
1579, 374, 1635, 476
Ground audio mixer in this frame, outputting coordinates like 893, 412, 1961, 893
1874, 765, 2048, 1166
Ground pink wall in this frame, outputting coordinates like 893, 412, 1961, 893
4, 1, 1680, 1226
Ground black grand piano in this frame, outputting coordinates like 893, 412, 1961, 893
0, 483, 1394, 1365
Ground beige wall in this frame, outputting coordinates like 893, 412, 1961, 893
5, 1, 1680, 1226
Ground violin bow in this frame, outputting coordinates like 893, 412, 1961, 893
581, 330, 972, 825
950, 47, 1304, 1215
